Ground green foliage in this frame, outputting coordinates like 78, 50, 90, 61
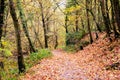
1, 49, 52, 80
101, 26, 106, 31
0, 39, 13, 57
66, 30, 85, 45
0, 59, 18, 80
63, 45, 76, 53
30, 49, 52, 61
1, 39, 13, 50
0, 48, 13, 57
25, 49, 52, 69
79, 41, 90, 47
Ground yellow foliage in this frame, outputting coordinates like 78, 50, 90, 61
65, 5, 81, 13
68, 15, 75, 21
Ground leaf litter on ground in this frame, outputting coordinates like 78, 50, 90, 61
22, 33, 120, 80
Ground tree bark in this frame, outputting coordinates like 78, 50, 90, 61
65, 14, 68, 33
86, 0, 93, 44
0, 0, 5, 47
100, 0, 111, 40
81, 18, 85, 29
9, 0, 25, 73
30, 20, 43, 48
39, 2, 48, 48
105, 0, 112, 29
112, 0, 120, 32
110, 0, 119, 38
17, 0, 36, 52
88, 9, 101, 32
75, 10, 79, 32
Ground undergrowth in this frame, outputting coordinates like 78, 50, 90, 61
64, 31, 89, 53
25, 49, 52, 70
63, 45, 76, 53
0, 49, 52, 80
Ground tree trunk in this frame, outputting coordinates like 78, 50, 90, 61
3, 5, 9, 37
0, 0, 5, 47
88, 9, 101, 32
94, 0, 101, 32
86, 0, 93, 44
81, 18, 85, 29
100, 0, 111, 40
65, 14, 68, 33
30, 20, 43, 48
9, 0, 25, 73
112, 0, 120, 32
75, 10, 79, 32
110, 0, 119, 38
17, 0, 36, 52
105, 0, 112, 30
39, 2, 48, 48
54, 35, 58, 49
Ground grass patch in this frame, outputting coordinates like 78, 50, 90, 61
25, 49, 52, 69
66, 31, 85, 45
0, 49, 52, 80
0, 58, 18, 80
63, 45, 76, 53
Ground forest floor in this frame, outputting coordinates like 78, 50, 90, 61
22, 33, 120, 80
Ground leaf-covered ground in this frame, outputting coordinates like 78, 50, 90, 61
22, 33, 120, 80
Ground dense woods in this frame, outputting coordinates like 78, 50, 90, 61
0, 0, 120, 80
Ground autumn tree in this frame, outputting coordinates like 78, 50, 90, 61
110, 0, 120, 38
16, 0, 36, 52
0, 0, 5, 47
39, 2, 48, 48
0, 0, 5, 79
112, 0, 120, 32
86, 0, 93, 43
99, 0, 111, 40
87, 0, 101, 32
9, 0, 25, 73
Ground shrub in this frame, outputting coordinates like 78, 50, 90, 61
66, 30, 85, 45
0, 39, 13, 57
25, 49, 52, 69
80, 41, 90, 47
30, 49, 52, 60
63, 45, 76, 53
0, 48, 13, 57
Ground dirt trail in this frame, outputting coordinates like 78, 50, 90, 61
23, 35, 120, 80
24, 50, 88, 80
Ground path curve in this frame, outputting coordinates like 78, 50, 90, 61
23, 50, 88, 80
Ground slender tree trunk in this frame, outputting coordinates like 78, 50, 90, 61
54, 35, 58, 49
75, 10, 79, 32
65, 14, 69, 45
110, 0, 119, 38
98, 2, 102, 29
17, 0, 36, 52
81, 18, 85, 29
0, 0, 5, 47
53, 24, 58, 49
65, 14, 68, 33
105, 0, 112, 30
39, 2, 48, 48
9, 0, 25, 73
88, 9, 101, 32
112, 0, 120, 32
94, 0, 101, 32
0, 0, 5, 79
100, 0, 111, 40
3, 5, 9, 37
86, 0, 93, 44
30, 20, 43, 48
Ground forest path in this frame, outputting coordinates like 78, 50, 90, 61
23, 34, 120, 80
24, 49, 88, 80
